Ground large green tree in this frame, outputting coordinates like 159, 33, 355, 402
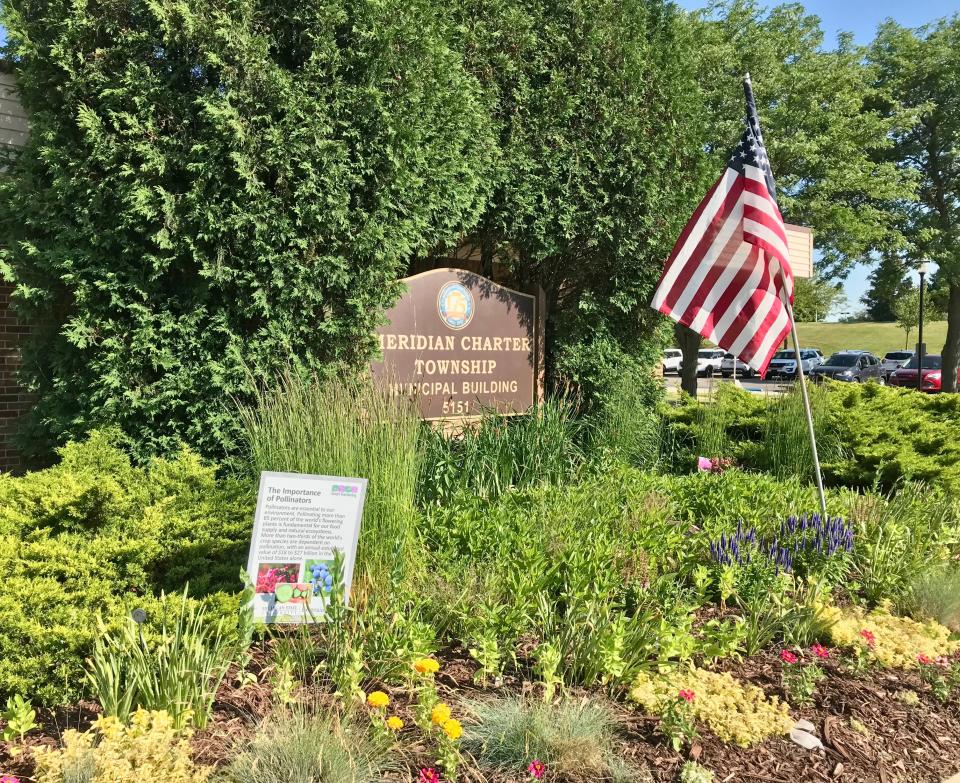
791, 275, 843, 322
869, 18, 960, 391
691, 1, 914, 276
862, 255, 912, 321
440, 0, 710, 403
0, 0, 497, 458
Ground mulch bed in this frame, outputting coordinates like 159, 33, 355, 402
2, 645, 959, 782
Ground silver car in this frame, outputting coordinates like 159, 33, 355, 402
766, 349, 824, 379
720, 353, 753, 378
881, 350, 914, 378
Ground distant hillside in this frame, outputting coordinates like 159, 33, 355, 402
793, 321, 949, 358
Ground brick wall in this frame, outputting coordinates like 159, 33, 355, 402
0, 283, 34, 472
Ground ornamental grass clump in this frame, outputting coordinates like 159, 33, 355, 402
219, 708, 395, 783
462, 696, 642, 782
630, 667, 793, 747
239, 373, 421, 594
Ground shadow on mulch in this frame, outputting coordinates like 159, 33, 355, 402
3, 647, 959, 783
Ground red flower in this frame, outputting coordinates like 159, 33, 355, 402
419, 769, 441, 783
528, 760, 546, 780
678, 689, 696, 702
780, 650, 798, 664
810, 644, 830, 660
917, 653, 933, 665
859, 629, 876, 648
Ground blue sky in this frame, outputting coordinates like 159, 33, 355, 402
3, 3, 954, 316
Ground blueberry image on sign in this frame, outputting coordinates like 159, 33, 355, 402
305, 559, 337, 596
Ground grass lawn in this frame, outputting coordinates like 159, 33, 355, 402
793, 320, 949, 357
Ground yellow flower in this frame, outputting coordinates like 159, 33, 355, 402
367, 690, 390, 709
441, 718, 462, 741
430, 702, 451, 726
414, 658, 440, 675
386, 716, 404, 731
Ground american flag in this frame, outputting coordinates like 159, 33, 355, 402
651, 75, 793, 376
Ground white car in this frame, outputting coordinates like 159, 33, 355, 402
881, 350, 914, 378
681, 348, 726, 377
720, 353, 753, 378
662, 349, 682, 375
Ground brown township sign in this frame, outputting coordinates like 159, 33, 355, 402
371, 268, 542, 419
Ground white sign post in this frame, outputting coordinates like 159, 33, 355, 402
245, 471, 367, 623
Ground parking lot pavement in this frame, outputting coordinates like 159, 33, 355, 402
662, 373, 793, 398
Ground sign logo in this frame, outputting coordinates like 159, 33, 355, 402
437, 282, 474, 330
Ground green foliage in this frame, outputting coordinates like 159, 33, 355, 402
899, 564, 960, 632
417, 397, 586, 505
1, 694, 38, 742
239, 374, 421, 593
664, 383, 960, 495
88, 588, 251, 729
219, 708, 395, 783
692, 0, 914, 273
0, 0, 496, 461
680, 761, 714, 783
0, 430, 252, 706
848, 483, 959, 604
462, 696, 641, 782
868, 18, 960, 389
792, 276, 845, 323
893, 286, 946, 348
451, 0, 709, 403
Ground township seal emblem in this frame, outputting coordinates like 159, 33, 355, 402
437, 282, 474, 330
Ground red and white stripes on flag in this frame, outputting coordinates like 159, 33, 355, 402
651, 77, 794, 377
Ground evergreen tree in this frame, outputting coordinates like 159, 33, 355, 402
862, 255, 911, 321
0, 0, 497, 458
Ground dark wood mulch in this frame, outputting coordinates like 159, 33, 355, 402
2, 645, 958, 782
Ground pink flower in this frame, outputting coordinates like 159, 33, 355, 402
528, 760, 546, 779
917, 653, 933, 665
811, 644, 830, 660
678, 689, 696, 702
780, 650, 798, 664
419, 769, 441, 783
859, 629, 876, 648
0, 776, 21, 783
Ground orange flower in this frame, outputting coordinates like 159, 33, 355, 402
414, 658, 440, 675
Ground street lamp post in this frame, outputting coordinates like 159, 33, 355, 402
917, 262, 930, 393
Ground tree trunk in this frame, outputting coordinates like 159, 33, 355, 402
942, 280, 960, 393
675, 323, 701, 397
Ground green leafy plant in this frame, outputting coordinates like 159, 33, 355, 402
680, 760, 714, 783
778, 650, 825, 706
899, 564, 960, 632
533, 642, 564, 703
1, 694, 37, 742
658, 690, 699, 752
87, 589, 249, 729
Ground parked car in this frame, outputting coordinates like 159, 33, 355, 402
720, 353, 753, 378
680, 348, 726, 377
662, 348, 682, 375
810, 351, 885, 384
889, 354, 958, 392
881, 350, 914, 378
766, 348, 823, 379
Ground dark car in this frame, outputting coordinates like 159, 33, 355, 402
809, 351, 885, 384
889, 354, 959, 392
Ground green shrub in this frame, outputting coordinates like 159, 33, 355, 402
0, 431, 252, 706
462, 696, 641, 782
663, 383, 960, 494
217, 709, 394, 783
238, 373, 421, 595
417, 397, 586, 505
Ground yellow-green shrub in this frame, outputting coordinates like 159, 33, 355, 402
630, 667, 793, 747
824, 604, 958, 668
33, 709, 210, 783
0, 431, 253, 705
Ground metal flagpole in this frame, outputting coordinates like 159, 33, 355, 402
783, 297, 828, 517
